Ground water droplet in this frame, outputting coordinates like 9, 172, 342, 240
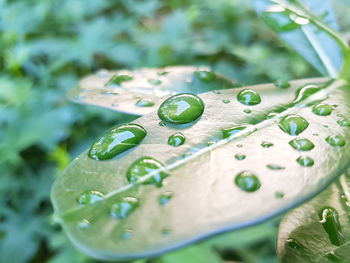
312, 104, 334, 116
88, 123, 147, 160
319, 207, 345, 246
111, 103, 119, 107
338, 119, 350, 127
235, 154, 246, 160
262, 6, 301, 32
106, 75, 133, 87
96, 69, 109, 78
127, 156, 169, 187
110, 197, 139, 219
296, 156, 314, 167
275, 191, 284, 198
236, 144, 243, 148
274, 80, 291, 89
325, 251, 341, 263
161, 227, 172, 235
120, 229, 133, 239
290, 14, 309, 25
101, 91, 119, 96
261, 141, 273, 148
158, 93, 205, 124
222, 99, 230, 104
77, 190, 104, 205
168, 133, 185, 147
266, 164, 285, 170
286, 238, 302, 249
289, 138, 315, 151
243, 109, 252, 114
278, 115, 309, 136
158, 71, 169, 76
293, 84, 321, 104
326, 135, 346, 147
159, 121, 166, 127
135, 99, 155, 107
222, 125, 247, 139
194, 70, 216, 82
234, 171, 261, 192
148, 79, 162, 85
237, 89, 261, 106
159, 191, 174, 206
213, 90, 221, 94
77, 219, 91, 230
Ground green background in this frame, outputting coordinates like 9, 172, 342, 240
1, 0, 349, 262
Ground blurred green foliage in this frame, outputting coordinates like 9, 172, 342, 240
1, 0, 349, 262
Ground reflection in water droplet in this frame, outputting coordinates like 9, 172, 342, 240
158, 93, 205, 124
222, 99, 230, 104
110, 197, 139, 219
266, 164, 285, 170
237, 89, 261, 106
261, 141, 273, 148
312, 104, 334, 116
337, 119, 350, 127
275, 192, 284, 198
106, 75, 133, 87
319, 207, 345, 246
278, 115, 309, 136
127, 156, 169, 187
77, 219, 91, 230
235, 154, 246, 160
325, 135, 346, 147
77, 190, 104, 205
286, 238, 302, 249
222, 125, 247, 139
120, 229, 133, 239
135, 99, 155, 107
234, 171, 261, 192
289, 138, 315, 151
194, 70, 216, 82
88, 123, 147, 161
148, 79, 162, 85
296, 156, 314, 167
274, 80, 291, 89
159, 191, 174, 206
243, 109, 252, 114
168, 133, 186, 147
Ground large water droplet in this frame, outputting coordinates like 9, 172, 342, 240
326, 135, 346, 147
159, 191, 174, 206
222, 125, 247, 139
296, 156, 314, 167
135, 99, 155, 107
274, 80, 291, 89
106, 75, 133, 87
237, 89, 261, 106
319, 207, 345, 246
293, 84, 321, 104
278, 115, 309, 136
88, 123, 147, 161
77, 190, 104, 205
289, 138, 315, 151
234, 171, 261, 192
337, 119, 350, 127
168, 133, 186, 147
110, 197, 139, 219
286, 238, 302, 249
127, 156, 169, 187
158, 93, 205, 124
194, 70, 216, 82
312, 103, 334, 116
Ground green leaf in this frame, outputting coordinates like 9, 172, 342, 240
254, 0, 350, 79
68, 66, 239, 116
51, 77, 350, 261
277, 171, 350, 263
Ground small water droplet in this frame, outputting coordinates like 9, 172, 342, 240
110, 197, 139, 219
159, 191, 174, 206
266, 164, 285, 170
101, 91, 119, 96
222, 125, 247, 139
168, 133, 186, 147
237, 89, 261, 106
275, 191, 284, 198
319, 207, 345, 246
274, 80, 291, 89
289, 138, 315, 151
77, 219, 91, 230
194, 70, 216, 82
337, 119, 350, 127
222, 99, 230, 104
158, 71, 169, 76
278, 115, 309, 136
106, 75, 133, 87
77, 190, 104, 205
296, 156, 314, 167
148, 79, 162, 85
235, 154, 246, 160
120, 229, 133, 239
261, 141, 273, 148
127, 157, 169, 187
213, 90, 221, 94
312, 103, 334, 116
159, 121, 166, 127
325, 135, 346, 147
234, 171, 261, 192
158, 93, 205, 124
236, 144, 243, 148
243, 109, 252, 114
161, 227, 172, 236
88, 123, 147, 160
135, 99, 155, 107
96, 69, 109, 78
286, 238, 302, 249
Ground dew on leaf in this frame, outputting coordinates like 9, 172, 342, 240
77, 190, 104, 205
88, 123, 147, 161
213, 90, 221, 94
168, 133, 186, 147
222, 99, 230, 104
325, 135, 346, 147
237, 89, 261, 106
337, 119, 350, 127
312, 103, 334, 116
234, 154, 246, 160
262, 6, 300, 32
243, 109, 252, 114
106, 75, 133, 87
293, 84, 322, 104
77, 219, 91, 230
234, 171, 261, 192
194, 70, 216, 82
266, 164, 285, 170
296, 156, 314, 167
120, 229, 133, 240
110, 197, 139, 219
161, 227, 172, 236
222, 125, 247, 139
275, 191, 285, 198
319, 207, 345, 246
158, 93, 205, 124
274, 80, 291, 89
148, 79, 162, 85
278, 115, 309, 136
261, 141, 273, 148
158, 191, 174, 206
135, 99, 155, 107
289, 138, 315, 151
